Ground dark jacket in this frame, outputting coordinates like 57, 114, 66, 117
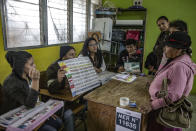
153, 31, 170, 68
117, 49, 142, 70
0, 72, 39, 115
46, 60, 69, 94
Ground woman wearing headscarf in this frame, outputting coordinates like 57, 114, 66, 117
47, 46, 76, 94
46, 46, 75, 131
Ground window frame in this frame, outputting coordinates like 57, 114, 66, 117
0, 0, 99, 50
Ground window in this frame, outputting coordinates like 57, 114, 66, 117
47, 0, 68, 45
73, 0, 87, 42
2, 0, 40, 48
90, 0, 99, 30
1, 0, 100, 50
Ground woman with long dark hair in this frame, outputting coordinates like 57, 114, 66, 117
80, 37, 106, 73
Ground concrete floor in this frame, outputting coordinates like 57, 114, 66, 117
183, 95, 196, 131
76, 95, 196, 131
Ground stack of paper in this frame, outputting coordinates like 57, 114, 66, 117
97, 71, 116, 84
112, 74, 137, 83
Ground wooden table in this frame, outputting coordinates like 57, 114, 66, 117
84, 76, 153, 131
39, 89, 81, 102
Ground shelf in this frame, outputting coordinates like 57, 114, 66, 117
95, 11, 116, 15
113, 24, 144, 27
113, 25, 144, 30
118, 7, 147, 12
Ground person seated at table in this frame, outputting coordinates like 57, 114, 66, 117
0, 51, 62, 131
47, 45, 75, 131
79, 37, 106, 73
116, 39, 142, 73
47, 46, 76, 94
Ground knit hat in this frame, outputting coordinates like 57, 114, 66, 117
60, 46, 75, 60
165, 31, 191, 49
5, 51, 32, 77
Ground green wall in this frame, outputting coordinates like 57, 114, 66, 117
103, 0, 196, 93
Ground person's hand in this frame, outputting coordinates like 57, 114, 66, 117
51, 114, 59, 120
29, 68, 40, 80
94, 67, 102, 73
57, 68, 66, 83
129, 50, 136, 57
117, 66, 125, 73
148, 65, 155, 72
139, 104, 152, 114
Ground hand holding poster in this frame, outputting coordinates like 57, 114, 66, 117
58, 57, 100, 96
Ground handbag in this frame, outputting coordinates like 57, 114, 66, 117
156, 79, 193, 128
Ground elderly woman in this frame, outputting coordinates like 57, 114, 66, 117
143, 32, 196, 131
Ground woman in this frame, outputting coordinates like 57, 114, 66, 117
143, 32, 196, 131
47, 45, 75, 131
47, 46, 76, 94
116, 39, 141, 73
80, 37, 106, 73
145, 16, 170, 75
0, 51, 62, 131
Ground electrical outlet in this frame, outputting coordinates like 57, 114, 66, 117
133, 0, 143, 6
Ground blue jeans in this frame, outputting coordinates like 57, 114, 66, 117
39, 117, 62, 131
39, 109, 74, 131
63, 109, 74, 131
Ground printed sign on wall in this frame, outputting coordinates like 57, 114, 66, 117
116, 107, 141, 131
58, 57, 100, 96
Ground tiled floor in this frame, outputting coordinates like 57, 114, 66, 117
76, 95, 196, 131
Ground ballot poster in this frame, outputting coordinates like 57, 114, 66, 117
0, 100, 64, 131
8, 100, 64, 131
116, 107, 141, 131
58, 57, 100, 97
0, 102, 44, 127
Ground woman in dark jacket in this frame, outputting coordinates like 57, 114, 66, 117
1, 51, 40, 114
0, 51, 62, 131
47, 46, 76, 94
47, 46, 75, 131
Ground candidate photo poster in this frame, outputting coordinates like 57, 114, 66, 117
58, 57, 100, 96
